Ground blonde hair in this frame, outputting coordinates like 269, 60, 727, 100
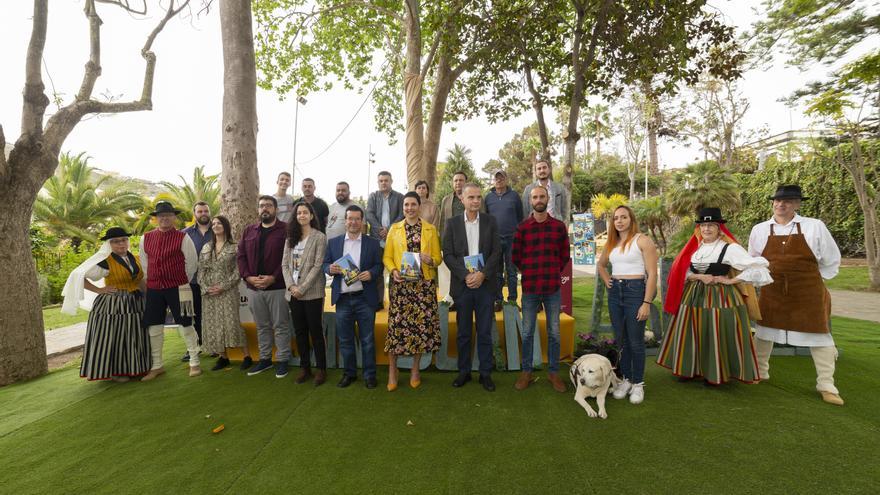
606, 205, 639, 253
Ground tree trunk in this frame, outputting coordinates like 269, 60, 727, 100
647, 123, 659, 174
403, 0, 426, 191
524, 64, 551, 162
219, 0, 259, 240
839, 138, 880, 290
0, 151, 55, 385
422, 54, 455, 191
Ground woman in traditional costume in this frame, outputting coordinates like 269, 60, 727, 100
657, 208, 772, 385
62, 227, 150, 381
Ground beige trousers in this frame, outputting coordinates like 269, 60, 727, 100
754, 337, 839, 394
147, 325, 201, 369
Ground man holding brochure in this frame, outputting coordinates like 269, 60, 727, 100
324, 205, 383, 389
443, 183, 501, 391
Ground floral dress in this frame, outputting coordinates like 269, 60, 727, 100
385, 221, 441, 355
198, 241, 245, 354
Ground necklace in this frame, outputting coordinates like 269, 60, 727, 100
693, 240, 722, 263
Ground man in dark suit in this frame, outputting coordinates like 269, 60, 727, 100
366, 170, 404, 310
324, 205, 384, 389
443, 183, 502, 391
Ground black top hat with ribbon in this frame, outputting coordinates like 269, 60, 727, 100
100, 226, 133, 240
768, 184, 808, 201
149, 201, 182, 216
694, 207, 727, 224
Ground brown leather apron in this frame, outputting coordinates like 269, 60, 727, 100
758, 223, 831, 333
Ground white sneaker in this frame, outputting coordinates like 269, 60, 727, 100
629, 382, 645, 404
613, 378, 632, 399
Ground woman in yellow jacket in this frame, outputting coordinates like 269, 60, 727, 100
383, 191, 443, 391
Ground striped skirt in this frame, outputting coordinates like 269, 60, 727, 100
656, 281, 760, 385
80, 291, 150, 381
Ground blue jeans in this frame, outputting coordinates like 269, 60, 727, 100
335, 292, 377, 379
520, 290, 561, 373
496, 237, 519, 302
607, 279, 647, 383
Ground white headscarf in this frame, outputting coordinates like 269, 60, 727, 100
60, 241, 112, 315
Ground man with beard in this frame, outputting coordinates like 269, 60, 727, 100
181, 201, 213, 361
366, 171, 404, 309
294, 177, 330, 232
237, 195, 292, 378
326, 181, 356, 240
522, 160, 570, 225
140, 201, 201, 380
512, 186, 571, 392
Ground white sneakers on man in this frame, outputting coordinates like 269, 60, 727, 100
629, 383, 645, 404
613, 378, 632, 399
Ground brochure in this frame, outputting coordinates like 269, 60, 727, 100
335, 253, 360, 286
464, 253, 485, 273
400, 252, 421, 281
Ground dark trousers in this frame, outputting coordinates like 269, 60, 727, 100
290, 298, 326, 370
336, 292, 377, 379
143, 287, 192, 328
455, 284, 495, 377
190, 283, 202, 344
496, 237, 519, 302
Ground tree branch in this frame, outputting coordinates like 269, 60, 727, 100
76, 0, 103, 102
43, 0, 190, 153
0, 124, 6, 171
95, 0, 147, 16
20, 0, 50, 140
420, 28, 442, 80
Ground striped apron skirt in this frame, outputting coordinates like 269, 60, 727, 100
80, 291, 150, 380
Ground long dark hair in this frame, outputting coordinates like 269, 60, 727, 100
287, 202, 319, 245
210, 215, 234, 250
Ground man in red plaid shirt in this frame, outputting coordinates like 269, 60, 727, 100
512, 185, 571, 392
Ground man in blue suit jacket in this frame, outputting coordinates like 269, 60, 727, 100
324, 205, 383, 389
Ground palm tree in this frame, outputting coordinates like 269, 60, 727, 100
32, 152, 143, 250
632, 196, 669, 256
160, 165, 221, 223
590, 193, 628, 233
666, 160, 740, 218
584, 104, 613, 166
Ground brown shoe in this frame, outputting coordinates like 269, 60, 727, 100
141, 368, 165, 381
189, 366, 202, 377
294, 368, 312, 384
314, 370, 326, 386
514, 371, 532, 390
548, 372, 567, 393
820, 391, 844, 406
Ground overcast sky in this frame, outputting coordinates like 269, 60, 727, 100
0, 0, 843, 201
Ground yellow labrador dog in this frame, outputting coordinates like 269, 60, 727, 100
569, 354, 620, 419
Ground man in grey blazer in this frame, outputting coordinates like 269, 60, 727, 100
522, 160, 570, 225
443, 183, 501, 392
366, 170, 404, 309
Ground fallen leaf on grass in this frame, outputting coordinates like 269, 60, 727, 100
212, 424, 225, 434
406, 420, 414, 426
205, 414, 212, 419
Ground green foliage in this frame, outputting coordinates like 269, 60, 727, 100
159, 165, 222, 224
435, 145, 479, 201
729, 143, 874, 255
632, 196, 670, 256
32, 152, 143, 250
570, 158, 661, 212
482, 123, 544, 194
666, 160, 741, 218
41, 249, 95, 305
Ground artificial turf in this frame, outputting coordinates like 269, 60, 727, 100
1, 317, 878, 494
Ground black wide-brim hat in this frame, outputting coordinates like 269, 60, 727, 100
694, 207, 726, 224
100, 226, 132, 240
769, 184, 808, 201
149, 200, 182, 216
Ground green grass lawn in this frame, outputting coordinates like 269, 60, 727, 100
2, 313, 878, 493
825, 266, 876, 292
42, 306, 89, 331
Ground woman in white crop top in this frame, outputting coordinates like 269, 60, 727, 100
597, 205, 658, 405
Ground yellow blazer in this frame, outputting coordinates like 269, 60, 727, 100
383, 219, 442, 280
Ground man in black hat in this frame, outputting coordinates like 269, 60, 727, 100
747, 185, 844, 405
139, 201, 202, 380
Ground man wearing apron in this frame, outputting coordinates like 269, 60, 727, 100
747, 185, 843, 405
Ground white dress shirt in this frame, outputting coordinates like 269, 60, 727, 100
341, 233, 364, 293
747, 214, 841, 346
464, 212, 480, 257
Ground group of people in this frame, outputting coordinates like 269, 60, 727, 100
62, 162, 844, 406
596, 184, 843, 406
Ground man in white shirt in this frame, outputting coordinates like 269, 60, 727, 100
326, 181, 356, 241
747, 185, 844, 405
273, 171, 296, 224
